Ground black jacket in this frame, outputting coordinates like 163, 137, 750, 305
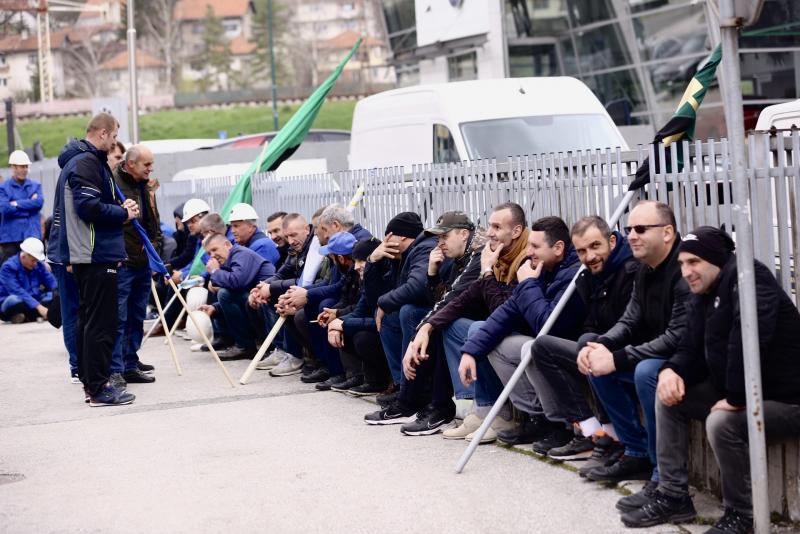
267, 225, 314, 297
596, 237, 690, 372
364, 232, 437, 314
169, 233, 198, 271
664, 256, 800, 406
574, 232, 637, 334
115, 165, 163, 270
419, 240, 483, 326
425, 273, 516, 330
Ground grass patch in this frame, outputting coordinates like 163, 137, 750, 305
1, 100, 357, 163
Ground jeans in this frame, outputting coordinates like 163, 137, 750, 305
0, 294, 51, 322
73, 263, 118, 396
111, 265, 150, 373
589, 358, 663, 475
446, 320, 504, 408
528, 334, 596, 423
487, 333, 543, 415
52, 264, 79, 375
379, 304, 430, 385
217, 288, 257, 349
442, 318, 476, 399
656, 380, 800, 515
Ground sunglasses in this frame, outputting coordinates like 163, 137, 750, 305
624, 223, 668, 235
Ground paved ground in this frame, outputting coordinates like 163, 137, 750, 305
0, 320, 736, 533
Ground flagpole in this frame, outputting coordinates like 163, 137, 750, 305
719, 1, 769, 532
151, 280, 182, 375
126, 0, 139, 143
268, 0, 279, 131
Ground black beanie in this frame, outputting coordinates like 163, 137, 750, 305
678, 226, 735, 268
352, 238, 381, 261
385, 212, 423, 239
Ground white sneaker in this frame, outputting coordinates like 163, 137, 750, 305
257, 349, 289, 370
190, 342, 204, 352
269, 355, 304, 376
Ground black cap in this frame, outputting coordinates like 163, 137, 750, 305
678, 226, 735, 268
385, 212, 423, 239
425, 211, 475, 235
352, 238, 381, 261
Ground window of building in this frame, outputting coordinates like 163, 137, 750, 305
448, 51, 478, 82
509, 45, 558, 77
222, 19, 241, 37
0, 54, 6, 65
433, 124, 461, 164
0, 78, 7, 86
28, 53, 37, 65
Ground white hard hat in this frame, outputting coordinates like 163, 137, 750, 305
9, 150, 32, 166
186, 310, 214, 344
20, 237, 45, 261
186, 287, 209, 312
182, 198, 211, 222
228, 202, 259, 222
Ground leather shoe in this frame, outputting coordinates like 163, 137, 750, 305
301, 367, 330, 383
137, 361, 155, 373
219, 346, 256, 361
496, 414, 549, 445
122, 369, 156, 383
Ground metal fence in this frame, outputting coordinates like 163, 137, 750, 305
158, 130, 800, 304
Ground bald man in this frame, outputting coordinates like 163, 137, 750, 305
110, 144, 162, 389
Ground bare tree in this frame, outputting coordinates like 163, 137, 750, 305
135, 0, 182, 89
62, 28, 121, 97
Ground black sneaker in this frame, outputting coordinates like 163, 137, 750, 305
496, 414, 549, 445
315, 374, 345, 391
704, 507, 753, 534
219, 346, 256, 361
620, 491, 697, 528
617, 480, 659, 513
400, 404, 455, 436
586, 454, 653, 483
331, 375, 364, 393
301, 367, 330, 384
376, 383, 399, 406
122, 369, 156, 383
547, 432, 595, 461
89, 384, 136, 407
364, 401, 416, 425
348, 382, 385, 397
137, 361, 155, 373
579, 434, 625, 478
532, 424, 573, 455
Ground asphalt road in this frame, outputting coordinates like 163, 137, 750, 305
0, 320, 731, 533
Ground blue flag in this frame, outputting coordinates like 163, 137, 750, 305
114, 184, 168, 276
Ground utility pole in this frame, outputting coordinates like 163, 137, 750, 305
127, 0, 140, 142
268, 0, 279, 130
718, 0, 768, 532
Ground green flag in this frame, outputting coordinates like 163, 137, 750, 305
187, 38, 362, 276
629, 44, 721, 190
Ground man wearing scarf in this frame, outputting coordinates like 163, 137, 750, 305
402, 203, 531, 439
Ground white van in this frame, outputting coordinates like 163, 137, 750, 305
348, 77, 628, 170
754, 98, 800, 132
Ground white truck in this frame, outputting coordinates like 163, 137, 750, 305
348, 77, 628, 170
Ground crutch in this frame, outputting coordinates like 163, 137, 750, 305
167, 279, 236, 388
455, 189, 637, 473
151, 279, 182, 375
239, 316, 286, 385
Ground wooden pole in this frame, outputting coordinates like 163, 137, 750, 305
240, 316, 286, 385
151, 279, 182, 375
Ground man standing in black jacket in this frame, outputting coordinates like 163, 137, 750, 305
621, 226, 800, 532
528, 215, 636, 461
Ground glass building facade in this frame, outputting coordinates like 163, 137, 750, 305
384, 0, 800, 138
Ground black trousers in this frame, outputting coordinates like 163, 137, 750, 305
397, 332, 454, 411
343, 329, 390, 386
73, 263, 119, 396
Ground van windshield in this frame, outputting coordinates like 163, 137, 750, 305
460, 114, 623, 159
